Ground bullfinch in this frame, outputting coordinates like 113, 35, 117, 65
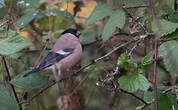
23, 28, 82, 80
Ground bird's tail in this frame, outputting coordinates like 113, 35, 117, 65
23, 68, 41, 77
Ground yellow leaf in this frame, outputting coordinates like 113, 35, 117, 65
75, 0, 97, 24
60, 2, 75, 15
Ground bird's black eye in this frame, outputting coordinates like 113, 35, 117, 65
76, 31, 81, 37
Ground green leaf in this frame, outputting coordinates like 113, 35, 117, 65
44, 9, 74, 19
144, 91, 153, 102
0, 0, 5, 8
161, 4, 178, 23
16, 10, 39, 28
115, 0, 149, 8
117, 53, 137, 71
167, 13, 178, 23
0, 8, 6, 18
141, 53, 153, 67
0, 85, 20, 110
0, 31, 31, 55
164, 29, 178, 38
118, 73, 150, 92
80, 31, 96, 45
159, 40, 178, 75
102, 9, 125, 41
144, 91, 178, 110
152, 19, 178, 37
17, 0, 40, 8
161, 4, 174, 14
11, 70, 49, 89
86, 3, 112, 25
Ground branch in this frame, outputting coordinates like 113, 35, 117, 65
19, 32, 154, 105
2, 57, 23, 110
19, 38, 140, 105
126, 5, 149, 9
162, 85, 177, 94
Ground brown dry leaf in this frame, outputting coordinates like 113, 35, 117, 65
20, 31, 35, 42
60, 0, 97, 24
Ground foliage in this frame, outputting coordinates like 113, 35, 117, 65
152, 19, 178, 37
144, 91, 178, 110
17, 0, 40, 8
118, 73, 150, 92
0, 0, 178, 110
86, 3, 112, 25
102, 9, 125, 41
0, 30, 31, 55
117, 53, 150, 92
159, 40, 178, 75
0, 85, 20, 110
10, 70, 49, 89
117, 53, 137, 71
115, 0, 149, 8
16, 10, 40, 28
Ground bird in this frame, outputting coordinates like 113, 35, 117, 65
23, 28, 82, 81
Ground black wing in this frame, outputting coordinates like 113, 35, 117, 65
39, 48, 74, 69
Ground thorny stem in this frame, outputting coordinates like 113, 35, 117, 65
149, 0, 156, 20
153, 41, 158, 110
149, 0, 158, 109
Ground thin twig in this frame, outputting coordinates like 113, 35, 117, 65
94, 39, 138, 62
140, 100, 154, 110
126, 5, 149, 9
96, 80, 148, 105
34, 41, 49, 67
70, 72, 89, 96
128, 39, 142, 57
2, 57, 23, 110
120, 89, 148, 105
162, 85, 176, 94
122, 6, 149, 33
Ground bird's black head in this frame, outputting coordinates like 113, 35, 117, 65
61, 28, 81, 38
